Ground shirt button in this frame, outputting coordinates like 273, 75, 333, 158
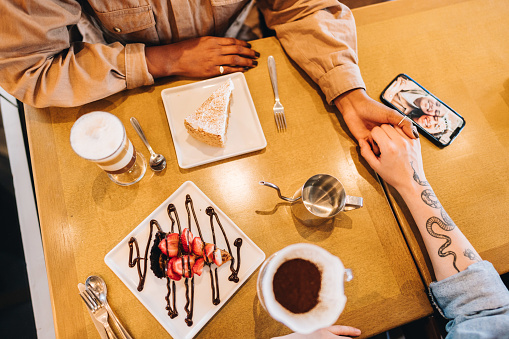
113, 27, 122, 33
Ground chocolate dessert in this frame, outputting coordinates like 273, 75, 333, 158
273, 259, 321, 314
128, 194, 243, 326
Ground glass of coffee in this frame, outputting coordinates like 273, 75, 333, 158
70, 111, 146, 186
256, 243, 352, 334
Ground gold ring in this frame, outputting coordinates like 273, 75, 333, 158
397, 116, 407, 127
219, 66, 224, 75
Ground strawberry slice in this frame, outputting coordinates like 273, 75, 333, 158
192, 258, 205, 276
204, 243, 215, 263
192, 237, 204, 256
158, 233, 179, 257
166, 257, 181, 281
180, 228, 194, 253
173, 255, 195, 278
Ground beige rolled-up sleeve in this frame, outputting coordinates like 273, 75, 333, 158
258, 0, 365, 104
0, 0, 154, 108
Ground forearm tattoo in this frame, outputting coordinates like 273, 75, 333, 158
426, 216, 460, 273
411, 161, 429, 186
421, 189, 441, 209
463, 248, 481, 262
421, 185, 460, 272
440, 208, 454, 226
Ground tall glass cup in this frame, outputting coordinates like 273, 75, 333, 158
70, 111, 146, 186
257, 243, 352, 334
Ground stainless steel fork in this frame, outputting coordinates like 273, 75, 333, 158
268, 56, 287, 131
80, 288, 118, 339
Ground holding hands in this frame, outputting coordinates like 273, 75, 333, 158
334, 89, 419, 154
359, 123, 425, 193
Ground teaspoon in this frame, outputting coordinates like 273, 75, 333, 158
86, 275, 133, 339
130, 117, 166, 172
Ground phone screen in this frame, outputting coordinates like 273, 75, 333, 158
381, 74, 465, 146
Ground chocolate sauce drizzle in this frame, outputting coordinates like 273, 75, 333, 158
127, 194, 243, 327
165, 204, 181, 319
206, 207, 243, 287
128, 219, 162, 291
184, 194, 203, 325
230, 238, 242, 283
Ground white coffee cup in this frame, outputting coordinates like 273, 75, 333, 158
256, 243, 352, 334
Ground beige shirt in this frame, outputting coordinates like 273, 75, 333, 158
0, 0, 365, 108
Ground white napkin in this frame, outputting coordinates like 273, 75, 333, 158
78, 283, 108, 339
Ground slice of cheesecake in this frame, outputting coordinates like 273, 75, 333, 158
184, 79, 234, 147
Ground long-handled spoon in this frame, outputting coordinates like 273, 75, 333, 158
130, 117, 166, 172
86, 275, 133, 339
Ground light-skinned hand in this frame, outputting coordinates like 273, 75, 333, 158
359, 124, 426, 193
273, 325, 361, 339
334, 89, 418, 154
145, 36, 259, 78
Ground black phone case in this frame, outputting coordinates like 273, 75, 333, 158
380, 73, 465, 147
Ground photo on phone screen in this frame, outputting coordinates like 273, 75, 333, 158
381, 74, 465, 146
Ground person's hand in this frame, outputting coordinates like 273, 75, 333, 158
273, 325, 361, 339
359, 124, 426, 193
334, 89, 418, 153
383, 76, 407, 100
145, 36, 259, 78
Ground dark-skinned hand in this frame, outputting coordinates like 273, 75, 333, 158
145, 36, 259, 78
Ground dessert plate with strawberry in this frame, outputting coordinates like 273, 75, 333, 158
105, 181, 265, 339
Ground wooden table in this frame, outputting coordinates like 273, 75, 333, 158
354, 0, 509, 285
25, 19, 433, 339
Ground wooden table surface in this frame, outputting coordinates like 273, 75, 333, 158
23, 10, 440, 339
354, 0, 509, 285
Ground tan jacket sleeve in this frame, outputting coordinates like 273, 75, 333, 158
258, 0, 365, 104
0, 0, 153, 108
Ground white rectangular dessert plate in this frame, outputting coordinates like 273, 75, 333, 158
161, 73, 267, 169
105, 181, 266, 339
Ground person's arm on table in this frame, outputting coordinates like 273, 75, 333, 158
144, 36, 259, 79
360, 125, 509, 338
0, 1, 259, 108
257, 0, 417, 145
0, 0, 151, 108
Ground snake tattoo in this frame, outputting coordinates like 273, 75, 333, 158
411, 161, 429, 186
412, 160, 469, 272
421, 189, 441, 209
426, 216, 460, 273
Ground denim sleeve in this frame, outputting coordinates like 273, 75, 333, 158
429, 261, 509, 338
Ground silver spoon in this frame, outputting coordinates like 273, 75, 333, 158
86, 275, 133, 339
130, 117, 166, 172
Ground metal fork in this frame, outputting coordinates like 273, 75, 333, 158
268, 56, 287, 131
80, 288, 118, 339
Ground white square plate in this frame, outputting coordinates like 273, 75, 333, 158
105, 181, 266, 339
161, 73, 267, 169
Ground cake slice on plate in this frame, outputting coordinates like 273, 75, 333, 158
184, 79, 234, 147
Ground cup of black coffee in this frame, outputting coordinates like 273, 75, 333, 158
256, 243, 352, 334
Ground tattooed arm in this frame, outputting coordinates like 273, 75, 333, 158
359, 125, 481, 281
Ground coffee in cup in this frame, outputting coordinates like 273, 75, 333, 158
257, 243, 351, 334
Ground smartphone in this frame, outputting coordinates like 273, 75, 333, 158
380, 74, 465, 147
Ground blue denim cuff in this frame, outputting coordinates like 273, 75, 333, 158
429, 261, 509, 319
